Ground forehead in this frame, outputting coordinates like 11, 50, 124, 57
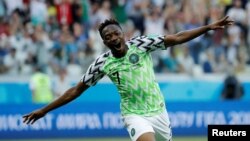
102, 24, 122, 35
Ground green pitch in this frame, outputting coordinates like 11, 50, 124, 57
7, 136, 206, 141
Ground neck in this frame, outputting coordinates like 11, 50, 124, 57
112, 44, 128, 58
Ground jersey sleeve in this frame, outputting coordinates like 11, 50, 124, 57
80, 52, 110, 86
127, 35, 166, 52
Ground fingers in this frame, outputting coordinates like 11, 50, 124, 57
22, 114, 30, 124
221, 15, 233, 22
224, 16, 234, 24
223, 16, 229, 21
31, 118, 39, 124
23, 114, 37, 124
220, 16, 234, 27
26, 116, 33, 124
225, 20, 234, 26
226, 18, 234, 23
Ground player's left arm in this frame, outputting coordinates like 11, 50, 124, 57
164, 16, 234, 47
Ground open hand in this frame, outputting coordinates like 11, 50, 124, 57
209, 16, 234, 30
23, 109, 46, 124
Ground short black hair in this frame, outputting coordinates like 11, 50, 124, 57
98, 18, 122, 38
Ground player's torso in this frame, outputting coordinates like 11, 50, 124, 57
101, 45, 165, 116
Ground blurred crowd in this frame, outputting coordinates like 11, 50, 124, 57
0, 0, 250, 77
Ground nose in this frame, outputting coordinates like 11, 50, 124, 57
111, 35, 117, 42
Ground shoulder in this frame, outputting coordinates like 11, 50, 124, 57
93, 51, 112, 64
87, 51, 112, 72
126, 35, 165, 52
127, 35, 165, 45
126, 35, 147, 45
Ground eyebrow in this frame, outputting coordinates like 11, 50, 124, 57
103, 30, 119, 37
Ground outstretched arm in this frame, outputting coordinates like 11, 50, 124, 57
23, 82, 89, 124
164, 16, 234, 47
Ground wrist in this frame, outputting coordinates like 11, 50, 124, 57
206, 24, 212, 31
41, 107, 49, 114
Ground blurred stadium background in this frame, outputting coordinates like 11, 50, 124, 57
0, 0, 250, 141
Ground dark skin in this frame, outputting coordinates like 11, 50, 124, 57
23, 16, 233, 141
101, 24, 128, 58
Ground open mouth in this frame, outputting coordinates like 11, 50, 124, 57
113, 42, 121, 50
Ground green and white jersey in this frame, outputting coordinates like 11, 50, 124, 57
81, 35, 167, 116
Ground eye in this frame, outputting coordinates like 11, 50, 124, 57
115, 32, 120, 36
105, 35, 111, 40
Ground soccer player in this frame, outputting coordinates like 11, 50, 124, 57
23, 16, 233, 141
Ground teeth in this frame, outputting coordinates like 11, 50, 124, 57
115, 46, 121, 50
114, 43, 121, 49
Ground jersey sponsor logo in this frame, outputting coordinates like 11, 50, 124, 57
129, 53, 139, 64
160, 102, 164, 107
131, 128, 136, 137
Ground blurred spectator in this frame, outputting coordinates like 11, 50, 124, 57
184, 17, 204, 65
226, 0, 247, 37
200, 49, 215, 73
3, 48, 20, 75
246, 0, 250, 57
56, 0, 73, 26
88, 0, 100, 26
53, 67, 71, 99
29, 66, 54, 103
46, 0, 57, 18
177, 45, 195, 74
33, 24, 54, 73
111, 0, 128, 24
123, 19, 140, 40
4, 0, 23, 16
71, 0, 83, 24
52, 24, 77, 67
95, 0, 112, 23
0, 1, 5, 17
80, 0, 90, 24
161, 48, 184, 73
221, 74, 244, 100
224, 33, 238, 66
125, 0, 147, 34
30, 0, 48, 26
88, 20, 107, 58
144, 6, 165, 35
72, 22, 89, 51
66, 56, 82, 77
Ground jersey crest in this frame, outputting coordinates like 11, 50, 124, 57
129, 53, 139, 64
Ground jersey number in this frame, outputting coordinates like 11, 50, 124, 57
112, 71, 120, 84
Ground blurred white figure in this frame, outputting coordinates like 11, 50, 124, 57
124, 19, 140, 40
89, 21, 107, 58
30, 0, 48, 26
53, 68, 71, 99
4, 0, 23, 16
66, 57, 82, 77
144, 6, 165, 35
96, 0, 112, 23
3, 48, 20, 75
177, 45, 195, 74
227, 0, 246, 25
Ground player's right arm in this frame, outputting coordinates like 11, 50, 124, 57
23, 52, 109, 124
23, 82, 89, 124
